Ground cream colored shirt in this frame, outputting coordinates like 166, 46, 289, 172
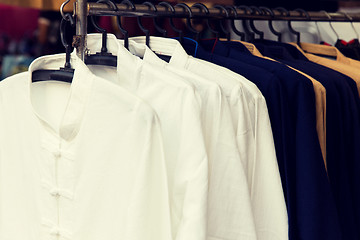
86, 34, 209, 240
129, 36, 288, 240
127, 38, 258, 240
0, 54, 172, 240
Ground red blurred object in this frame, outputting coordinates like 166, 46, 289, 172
0, 4, 39, 40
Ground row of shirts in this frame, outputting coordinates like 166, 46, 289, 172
0, 32, 358, 240
186, 37, 360, 240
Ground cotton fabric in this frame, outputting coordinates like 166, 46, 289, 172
0, 53, 173, 240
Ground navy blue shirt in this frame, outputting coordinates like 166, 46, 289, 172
252, 40, 360, 240
180, 38, 343, 240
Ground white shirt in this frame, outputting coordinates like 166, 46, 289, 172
128, 38, 258, 240
129, 36, 288, 240
85, 34, 208, 240
0, 54, 172, 240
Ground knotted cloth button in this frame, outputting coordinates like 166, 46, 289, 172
50, 226, 60, 236
53, 151, 61, 159
50, 188, 60, 197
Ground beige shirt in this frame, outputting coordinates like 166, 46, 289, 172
291, 42, 360, 97
238, 41, 327, 167
296, 42, 360, 69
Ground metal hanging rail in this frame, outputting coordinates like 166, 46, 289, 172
75, 0, 88, 60
87, 2, 360, 22
74, 0, 360, 59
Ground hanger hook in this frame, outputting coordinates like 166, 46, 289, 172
338, 11, 359, 39
259, 6, 282, 42
60, 13, 75, 69
117, 0, 135, 50
137, 2, 152, 47
60, 0, 71, 20
192, 3, 219, 39
214, 5, 231, 41
159, 2, 183, 42
142, 2, 167, 37
249, 6, 264, 40
292, 8, 310, 44
321, 10, 340, 39
225, 5, 245, 41
275, 7, 299, 43
175, 3, 200, 42
91, 0, 118, 54
60, 13, 75, 48
237, 5, 255, 41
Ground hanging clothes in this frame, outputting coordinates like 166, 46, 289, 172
128, 36, 288, 240
85, 33, 209, 240
0, 53, 173, 240
253, 40, 360, 240
176, 37, 340, 240
127, 37, 259, 240
3, 4, 360, 240
219, 39, 327, 165
294, 42, 360, 95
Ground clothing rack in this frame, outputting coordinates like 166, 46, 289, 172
73, 0, 360, 60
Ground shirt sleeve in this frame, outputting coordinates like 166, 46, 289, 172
232, 77, 288, 240
207, 91, 257, 240
125, 112, 173, 240
173, 89, 208, 240
251, 95, 288, 240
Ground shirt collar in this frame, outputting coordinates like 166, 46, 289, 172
297, 42, 350, 64
86, 33, 121, 55
203, 39, 241, 57
179, 38, 214, 62
28, 53, 94, 141
254, 39, 309, 61
221, 40, 258, 55
129, 36, 190, 68
86, 33, 142, 91
125, 38, 166, 67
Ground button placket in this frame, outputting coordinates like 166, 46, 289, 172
42, 219, 73, 240
41, 140, 74, 240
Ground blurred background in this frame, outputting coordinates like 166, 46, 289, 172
0, 0, 358, 79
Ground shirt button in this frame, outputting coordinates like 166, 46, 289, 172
50, 189, 60, 197
53, 151, 61, 159
50, 227, 60, 236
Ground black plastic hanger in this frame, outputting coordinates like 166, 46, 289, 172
275, 7, 301, 45
192, 3, 219, 39
237, 5, 255, 42
249, 6, 264, 40
225, 5, 245, 41
137, 3, 151, 47
141, 2, 170, 61
159, 1, 183, 43
32, 13, 75, 83
214, 5, 231, 41
175, 3, 200, 42
115, 0, 135, 50
143, 2, 167, 37
260, 7, 282, 42
84, 0, 117, 67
